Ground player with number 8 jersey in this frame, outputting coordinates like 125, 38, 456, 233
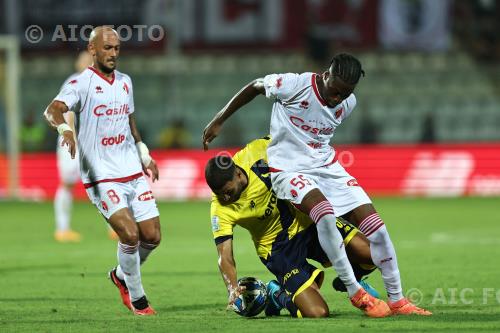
44, 26, 161, 316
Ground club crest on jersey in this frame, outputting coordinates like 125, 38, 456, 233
290, 189, 298, 198
276, 77, 283, 88
138, 191, 154, 201
299, 100, 309, 109
335, 107, 343, 119
123, 82, 129, 94
95, 86, 103, 94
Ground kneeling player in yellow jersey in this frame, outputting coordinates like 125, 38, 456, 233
205, 137, 378, 318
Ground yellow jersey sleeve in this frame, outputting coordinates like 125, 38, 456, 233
211, 196, 237, 244
232, 136, 270, 169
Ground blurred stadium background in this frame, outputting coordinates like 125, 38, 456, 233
0, 0, 499, 200
0, 1, 499, 332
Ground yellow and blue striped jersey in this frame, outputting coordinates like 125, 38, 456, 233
211, 137, 313, 260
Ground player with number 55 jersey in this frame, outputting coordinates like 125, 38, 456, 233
44, 26, 161, 316
203, 53, 431, 317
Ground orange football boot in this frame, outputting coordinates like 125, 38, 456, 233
132, 296, 156, 316
108, 268, 132, 310
133, 306, 157, 316
351, 288, 392, 318
389, 298, 432, 316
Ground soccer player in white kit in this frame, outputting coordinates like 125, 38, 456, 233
54, 51, 92, 243
44, 26, 160, 316
203, 54, 431, 316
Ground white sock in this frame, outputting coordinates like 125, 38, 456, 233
54, 186, 72, 232
360, 213, 403, 302
116, 265, 125, 280
117, 242, 144, 302
116, 241, 158, 280
311, 201, 361, 297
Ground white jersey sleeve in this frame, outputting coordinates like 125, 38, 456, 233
124, 75, 135, 114
54, 81, 80, 111
263, 73, 301, 101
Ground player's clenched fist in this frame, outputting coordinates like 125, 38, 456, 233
143, 159, 159, 182
227, 285, 246, 310
202, 120, 223, 151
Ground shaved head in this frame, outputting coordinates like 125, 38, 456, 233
88, 26, 120, 75
89, 26, 118, 45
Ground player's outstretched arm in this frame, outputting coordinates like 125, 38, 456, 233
202, 79, 265, 150
216, 238, 245, 309
44, 101, 76, 159
129, 114, 159, 182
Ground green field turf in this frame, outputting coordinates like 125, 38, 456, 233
1, 197, 500, 332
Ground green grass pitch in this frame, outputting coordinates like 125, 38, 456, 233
1, 197, 499, 332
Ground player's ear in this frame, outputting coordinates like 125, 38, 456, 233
87, 43, 96, 57
235, 167, 243, 179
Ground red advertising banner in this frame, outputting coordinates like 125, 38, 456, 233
0, 143, 499, 201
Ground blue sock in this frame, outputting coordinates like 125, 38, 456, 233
276, 290, 299, 317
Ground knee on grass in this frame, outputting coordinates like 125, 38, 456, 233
300, 305, 329, 318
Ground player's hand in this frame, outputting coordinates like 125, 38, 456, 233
227, 285, 246, 310
143, 159, 159, 182
61, 131, 76, 159
202, 120, 223, 151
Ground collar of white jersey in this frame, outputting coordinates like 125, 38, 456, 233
311, 73, 327, 106
88, 66, 115, 85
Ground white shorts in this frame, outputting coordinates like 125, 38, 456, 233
86, 176, 160, 221
270, 162, 371, 217
57, 137, 80, 184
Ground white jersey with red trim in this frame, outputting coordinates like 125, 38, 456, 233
57, 72, 79, 150
57, 72, 79, 149
53, 67, 142, 185
55, 73, 79, 125
263, 72, 357, 171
